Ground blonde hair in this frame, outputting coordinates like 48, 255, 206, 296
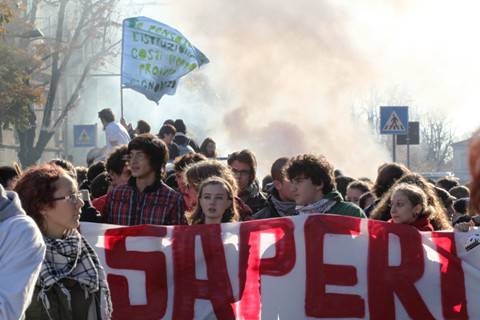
191, 177, 239, 224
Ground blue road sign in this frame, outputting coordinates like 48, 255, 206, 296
380, 106, 408, 135
73, 124, 97, 147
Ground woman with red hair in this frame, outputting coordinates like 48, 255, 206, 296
15, 164, 112, 319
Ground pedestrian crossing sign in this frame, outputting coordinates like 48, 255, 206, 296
74, 124, 97, 147
380, 106, 408, 134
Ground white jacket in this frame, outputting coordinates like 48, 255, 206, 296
0, 185, 45, 320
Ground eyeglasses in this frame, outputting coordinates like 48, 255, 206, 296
127, 152, 147, 162
52, 192, 83, 204
231, 168, 251, 177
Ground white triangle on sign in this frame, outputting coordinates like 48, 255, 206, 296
79, 129, 90, 144
383, 111, 405, 131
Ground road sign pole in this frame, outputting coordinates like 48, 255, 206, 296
407, 137, 410, 169
392, 135, 396, 162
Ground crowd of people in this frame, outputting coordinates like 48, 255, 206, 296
1, 107, 480, 319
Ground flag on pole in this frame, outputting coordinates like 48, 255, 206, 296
121, 16, 209, 103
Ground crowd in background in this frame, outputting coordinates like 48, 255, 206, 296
1, 107, 480, 319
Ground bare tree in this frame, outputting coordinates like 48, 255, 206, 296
421, 113, 454, 171
7, 0, 121, 167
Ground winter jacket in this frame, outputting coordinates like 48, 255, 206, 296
388, 216, 434, 231
0, 185, 45, 320
239, 182, 268, 214
324, 190, 366, 218
173, 133, 200, 152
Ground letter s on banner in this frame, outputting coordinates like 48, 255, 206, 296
238, 218, 296, 320
104, 226, 168, 320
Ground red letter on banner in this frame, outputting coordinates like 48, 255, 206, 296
432, 232, 468, 319
304, 215, 364, 318
104, 225, 168, 320
238, 218, 296, 320
368, 220, 434, 319
172, 224, 236, 319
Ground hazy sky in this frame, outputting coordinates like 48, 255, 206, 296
81, 0, 479, 177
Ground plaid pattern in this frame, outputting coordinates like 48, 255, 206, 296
104, 177, 186, 226
38, 230, 112, 319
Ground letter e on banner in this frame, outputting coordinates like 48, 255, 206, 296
104, 226, 168, 319
304, 215, 365, 318
238, 218, 296, 320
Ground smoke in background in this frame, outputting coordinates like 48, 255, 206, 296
72, 0, 480, 178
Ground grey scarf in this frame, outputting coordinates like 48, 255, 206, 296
296, 197, 337, 215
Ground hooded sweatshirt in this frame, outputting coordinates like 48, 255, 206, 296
0, 185, 46, 320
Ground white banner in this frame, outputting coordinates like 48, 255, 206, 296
81, 215, 480, 319
121, 16, 209, 103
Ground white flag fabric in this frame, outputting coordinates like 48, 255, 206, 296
121, 16, 209, 103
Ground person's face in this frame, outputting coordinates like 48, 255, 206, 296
109, 165, 131, 188
274, 178, 295, 202
184, 183, 198, 211
200, 184, 232, 224
230, 160, 251, 192
346, 187, 364, 205
390, 190, 421, 224
291, 175, 324, 206
162, 133, 174, 145
206, 142, 216, 157
42, 174, 84, 238
128, 150, 154, 179
5, 176, 18, 191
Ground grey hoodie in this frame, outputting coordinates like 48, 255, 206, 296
0, 184, 46, 320
0, 184, 26, 222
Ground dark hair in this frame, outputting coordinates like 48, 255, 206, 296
0, 166, 19, 188
199, 137, 217, 158
98, 108, 115, 123
14, 164, 66, 230
174, 119, 186, 134
128, 133, 169, 177
136, 120, 151, 134
449, 185, 470, 199
286, 154, 335, 194
454, 198, 469, 215
358, 191, 375, 210
335, 176, 355, 199
87, 161, 106, 182
227, 149, 258, 185
49, 159, 76, 179
174, 152, 207, 173
106, 145, 129, 175
434, 186, 455, 209
191, 177, 239, 224
75, 166, 88, 186
90, 172, 110, 199
158, 124, 176, 138
436, 176, 459, 191
347, 180, 370, 194
271, 157, 289, 182
373, 163, 410, 198
163, 119, 175, 126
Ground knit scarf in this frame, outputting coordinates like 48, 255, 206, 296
38, 230, 112, 320
270, 194, 297, 217
296, 197, 337, 215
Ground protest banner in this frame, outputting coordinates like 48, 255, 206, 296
121, 16, 209, 103
81, 214, 480, 319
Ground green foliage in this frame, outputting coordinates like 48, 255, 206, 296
0, 42, 42, 131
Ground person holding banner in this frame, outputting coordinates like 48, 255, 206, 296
14, 164, 112, 320
191, 177, 239, 224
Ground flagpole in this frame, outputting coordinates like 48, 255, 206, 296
120, 19, 125, 119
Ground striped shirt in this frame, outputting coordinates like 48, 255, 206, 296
103, 177, 186, 226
